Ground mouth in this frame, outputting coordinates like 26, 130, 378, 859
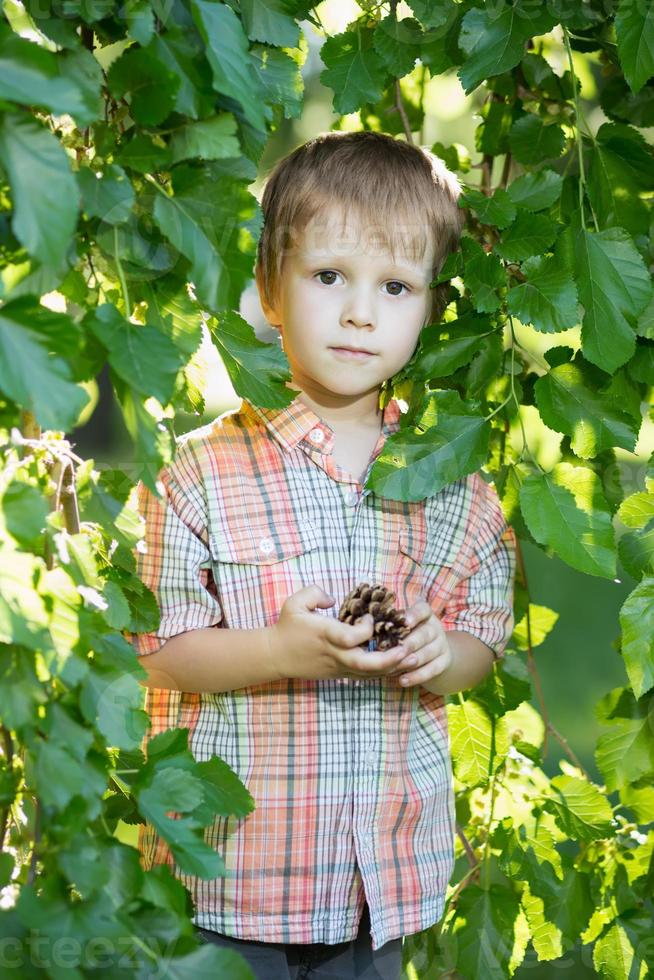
329, 346, 377, 358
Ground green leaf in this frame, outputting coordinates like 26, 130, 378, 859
77, 163, 135, 225
137, 767, 225, 879
195, 756, 256, 820
320, 29, 388, 115
574, 227, 653, 373
251, 44, 304, 120
209, 310, 293, 409
618, 518, 654, 580
628, 339, 654, 382
460, 236, 506, 313
505, 169, 563, 211
170, 113, 240, 164
615, 0, 654, 93
511, 604, 559, 650
453, 884, 522, 979
114, 380, 175, 494
0, 298, 89, 431
1, 481, 48, 550
87, 303, 184, 405
587, 123, 653, 236
448, 699, 505, 787
596, 714, 654, 791
619, 577, 654, 699
617, 492, 654, 529
406, 0, 453, 30
519, 463, 616, 578
0, 647, 47, 731
534, 361, 641, 458
191, 0, 267, 131
0, 28, 102, 127
150, 29, 215, 121
472, 655, 532, 717
152, 168, 257, 314
507, 254, 579, 333
508, 113, 566, 165
373, 16, 423, 77
593, 919, 649, 980
458, 5, 556, 94
107, 46, 180, 126
545, 774, 614, 841
124, 0, 155, 46
240, 0, 300, 48
495, 211, 560, 263
412, 313, 494, 380
81, 664, 149, 750
115, 131, 172, 173
368, 390, 490, 501
460, 187, 516, 229
0, 112, 80, 268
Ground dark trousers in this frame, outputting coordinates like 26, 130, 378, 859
195, 901, 403, 979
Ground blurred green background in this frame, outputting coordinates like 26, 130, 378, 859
67, 6, 651, 976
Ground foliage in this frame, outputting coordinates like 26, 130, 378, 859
0, 0, 653, 977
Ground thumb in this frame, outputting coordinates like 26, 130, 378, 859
289, 585, 335, 613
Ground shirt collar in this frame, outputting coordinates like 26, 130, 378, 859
242, 390, 402, 455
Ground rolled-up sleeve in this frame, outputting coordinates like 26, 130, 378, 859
440, 480, 516, 660
125, 441, 223, 656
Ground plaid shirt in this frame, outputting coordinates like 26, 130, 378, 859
127, 393, 516, 950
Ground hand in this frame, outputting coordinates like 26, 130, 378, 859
391, 598, 453, 688
269, 585, 411, 683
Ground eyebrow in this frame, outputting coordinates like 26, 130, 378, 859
299, 254, 427, 278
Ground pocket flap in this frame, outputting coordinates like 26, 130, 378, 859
209, 519, 319, 565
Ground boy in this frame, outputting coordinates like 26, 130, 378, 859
128, 131, 516, 979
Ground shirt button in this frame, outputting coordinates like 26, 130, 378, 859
365, 751, 376, 767
344, 489, 358, 507
258, 536, 275, 555
309, 428, 325, 444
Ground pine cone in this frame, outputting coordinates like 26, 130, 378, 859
337, 583, 411, 651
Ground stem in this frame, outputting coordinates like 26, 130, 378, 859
562, 26, 599, 233
507, 313, 546, 473
456, 823, 477, 868
515, 537, 549, 757
482, 771, 498, 889
113, 225, 131, 317
0, 725, 14, 853
26, 798, 41, 885
390, 0, 414, 144
418, 62, 428, 145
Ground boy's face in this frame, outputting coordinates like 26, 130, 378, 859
258, 206, 436, 405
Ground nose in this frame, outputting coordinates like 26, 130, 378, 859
339, 284, 376, 330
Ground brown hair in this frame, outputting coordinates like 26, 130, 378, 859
255, 130, 466, 325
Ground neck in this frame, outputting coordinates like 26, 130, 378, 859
286, 382, 384, 430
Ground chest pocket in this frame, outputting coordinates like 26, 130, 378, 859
399, 523, 471, 610
208, 519, 320, 629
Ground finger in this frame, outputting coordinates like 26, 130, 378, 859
401, 621, 439, 655
342, 644, 408, 677
404, 599, 433, 629
288, 585, 335, 613
397, 650, 450, 688
340, 613, 375, 650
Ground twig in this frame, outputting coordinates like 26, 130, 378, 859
480, 153, 493, 195
515, 537, 549, 756
455, 822, 476, 867
0, 725, 13, 853
499, 151, 512, 189
390, 0, 414, 144
26, 799, 41, 885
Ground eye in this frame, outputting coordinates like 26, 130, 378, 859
316, 270, 339, 286
385, 281, 409, 296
